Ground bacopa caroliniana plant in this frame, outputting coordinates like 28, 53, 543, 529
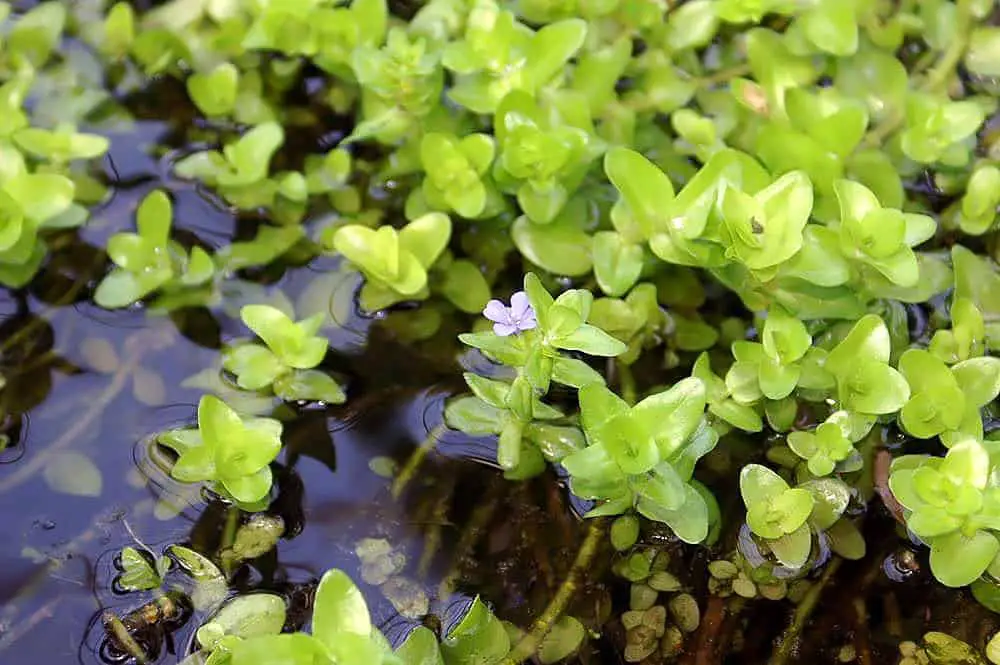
158, 395, 283, 507
11, 0, 1000, 660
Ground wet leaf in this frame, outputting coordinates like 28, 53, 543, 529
198, 593, 287, 648
43, 452, 102, 497
538, 615, 585, 664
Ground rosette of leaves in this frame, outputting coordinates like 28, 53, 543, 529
897, 348, 1000, 444
445, 372, 579, 478
929, 298, 986, 365
787, 410, 873, 477
586, 284, 665, 365
157, 395, 283, 506
832, 180, 937, 292
599, 149, 667, 297
751, 88, 870, 219
823, 314, 910, 415
717, 170, 815, 279
173, 122, 287, 213
954, 164, 1000, 235
900, 93, 985, 166
304, 148, 359, 214
13, 123, 109, 165
94, 190, 215, 309
459, 273, 627, 394
0, 165, 76, 287
347, 27, 443, 145
889, 439, 1000, 587
413, 132, 501, 219
740, 464, 814, 568
222, 305, 346, 405
561, 379, 718, 544
493, 91, 601, 224
242, 0, 387, 73
441, 3, 587, 114
330, 212, 451, 311
692, 352, 763, 433
190, 568, 512, 665
724, 308, 833, 404
952, 245, 1000, 350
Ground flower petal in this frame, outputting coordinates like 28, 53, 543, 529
493, 322, 518, 336
483, 299, 510, 324
517, 311, 538, 331
510, 291, 532, 318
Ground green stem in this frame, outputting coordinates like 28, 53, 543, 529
862, 0, 974, 149
921, 0, 974, 95
770, 557, 842, 665
696, 63, 752, 88
618, 361, 637, 406
392, 423, 447, 499
500, 519, 606, 665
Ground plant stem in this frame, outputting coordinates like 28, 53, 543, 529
697, 63, 752, 87
770, 557, 842, 665
617, 361, 637, 406
392, 423, 447, 499
500, 519, 606, 665
437, 478, 503, 599
921, 0, 974, 95
862, 0, 974, 148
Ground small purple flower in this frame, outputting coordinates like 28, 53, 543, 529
483, 291, 537, 337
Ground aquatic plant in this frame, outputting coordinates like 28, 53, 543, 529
5, 0, 1000, 662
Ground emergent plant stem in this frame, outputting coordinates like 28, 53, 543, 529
501, 519, 606, 665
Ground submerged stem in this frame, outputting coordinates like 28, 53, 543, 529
501, 519, 606, 665
392, 423, 447, 499
770, 557, 842, 665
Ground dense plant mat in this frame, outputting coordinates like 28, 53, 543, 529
5, 0, 1000, 663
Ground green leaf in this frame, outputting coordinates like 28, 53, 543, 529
441, 597, 511, 665
224, 344, 285, 390
930, 531, 1000, 588
203, 593, 286, 644
399, 212, 452, 270
511, 214, 592, 277
312, 569, 372, 652
525, 19, 588, 89
554, 324, 627, 356
274, 370, 347, 404
839, 360, 910, 415
228, 634, 327, 665
953, 357, 1000, 407
604, 147, 674, 238
801, 1, 857, 56
445, 396, 504, 435
966, 27, 1000, 77
43, 451, 102, 497
6, 172, 74, 224
593, 232, 643, 297
739, 463, 788, 504
537, 616, 585, 664
119, 547, 162, 591
826, 314, 892, 372
440, 260, 491, 314
397, 626, 445, 665
768, 523, 812, 568
188, 63, 239, 117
